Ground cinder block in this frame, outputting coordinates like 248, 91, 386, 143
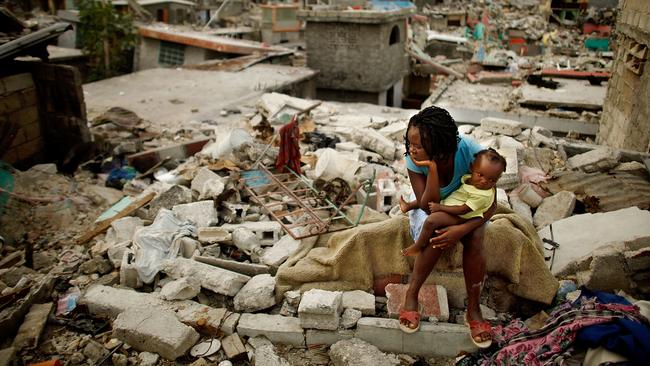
0, 93, 22, 114
22, 122, 42, 142
112, 308, 200, 360
10, 106, 39, 126
305, 329, 354, 346
237, 313, 305, 347
171, 200, 219, 228
298, 289, 342, 330
341, 290, 376, 316
385, 284, 449, 322
3, 73, 34, 94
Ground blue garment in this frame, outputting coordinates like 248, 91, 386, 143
406, 136, 483, 241
576, 288, 650, 365
404, 135, 483, 200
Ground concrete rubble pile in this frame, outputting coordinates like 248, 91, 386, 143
2, 88, 649, 365
1, 1, 648, 366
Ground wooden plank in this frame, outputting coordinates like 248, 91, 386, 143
76, 192, 155, 245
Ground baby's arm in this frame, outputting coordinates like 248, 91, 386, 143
429, 202, 472, 216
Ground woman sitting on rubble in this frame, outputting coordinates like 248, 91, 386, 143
398, 106, 495, 348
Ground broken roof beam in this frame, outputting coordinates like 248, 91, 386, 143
138, 27, 284, 55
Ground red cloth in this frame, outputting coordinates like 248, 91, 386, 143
275, 116, 301, 174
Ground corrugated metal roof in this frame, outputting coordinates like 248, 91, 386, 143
542, 170, 650, 213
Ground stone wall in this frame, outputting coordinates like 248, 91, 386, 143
0, 73, 44, 166
303, 18, 408, 93
598, 0, 650, 152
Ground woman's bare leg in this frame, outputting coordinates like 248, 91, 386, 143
460, 223, 491, 342
401, 212, 465, 328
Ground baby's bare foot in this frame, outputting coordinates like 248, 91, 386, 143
402, 245, 421, 257
399, 196, 409, 213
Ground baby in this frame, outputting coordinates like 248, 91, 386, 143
401, 148, 506, 256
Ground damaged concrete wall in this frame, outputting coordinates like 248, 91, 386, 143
598, 0, 650, 152
0, 72, 44, 166
303, 18, 408, 95
30, 63, 91, 165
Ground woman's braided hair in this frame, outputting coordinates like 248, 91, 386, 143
405, 106, 459, 161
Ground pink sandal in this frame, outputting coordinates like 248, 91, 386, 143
399, 308, 421, 333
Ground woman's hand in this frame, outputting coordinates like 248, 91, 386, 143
429, 225, 467, 248
412, 158, 437, 171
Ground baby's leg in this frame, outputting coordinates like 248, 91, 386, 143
399, 197, 418, 213
402, 211, 465, 256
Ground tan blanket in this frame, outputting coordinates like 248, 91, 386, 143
275, 205, 559, 304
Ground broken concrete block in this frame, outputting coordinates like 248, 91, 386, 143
329, 338, 400, 366
12, 302, 53, 351
148, 185, 193, 219
530, 126, 557, 148
233, 274, 277, 313
79, 257, 113, 275
298, 289, 343, 330
509, 196, 533, 223
222, 202, 250, 223
120, 248, 143, 289
221, 333, 247, 361
83, 339, 109, 364
567, 147, 622, 173
232, 228, 264, 258
496, 146, 519, 190
376, 178, 398, 212
172, 201, 219, 228
221, 221, 282, 245
107, 240, 131, 268
110, 216, 144, 243
533, 191, 576, 228
539, 207, 650, 276
237, 313, 304, 347
160, 277, 201, 301
194, 255, 269, 277
191, 167, 221, 192
350, 128, 396, 160
160, 257, 250, 296
249, 336, 290, 366
179, 237, 200, 258
480, 117, 523, 136
197, 227, 231, 244
112, 308, 200, 360
221, 312, 240, 335
385, 284, 449, 322
138, 352, 160, 366
341, 308, 362, 329
305, 329, 354, 346
624, 247, 650, 272
261, 235, 300, 268
284, 290, 301, 307
378, 122, 407, 140
576, 245, 631, 292
341, 290, 375, 316
335, 141, 362, 152
518, 184, 543, 208
80, 285, 227, 336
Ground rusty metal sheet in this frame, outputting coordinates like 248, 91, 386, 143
542, 170, 650, 213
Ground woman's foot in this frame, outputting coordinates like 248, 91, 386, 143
402, 244, 422, 257
465, 312, 492, 348
399, 296, 421, 333
399, 196, 410, 213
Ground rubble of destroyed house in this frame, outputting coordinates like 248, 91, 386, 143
1, 0, 650, 365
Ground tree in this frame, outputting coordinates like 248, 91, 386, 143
78, 0, 135, 81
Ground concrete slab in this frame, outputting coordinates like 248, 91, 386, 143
83, 65, 317, 130
237, 313, 305, 347
112, 308, 200, 360
160, 257, 250, 296
520, 79, 606, 110
538, 207, 650, 275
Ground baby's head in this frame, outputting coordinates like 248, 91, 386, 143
405, 106, 459, 162
469, 148, 506, 190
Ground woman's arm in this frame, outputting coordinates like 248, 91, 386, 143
408, 159, 441, 212
429, 197, 497, 247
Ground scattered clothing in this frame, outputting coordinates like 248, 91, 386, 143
275, 116, 301, 174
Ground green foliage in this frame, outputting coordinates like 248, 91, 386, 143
78, 0, 135, 81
